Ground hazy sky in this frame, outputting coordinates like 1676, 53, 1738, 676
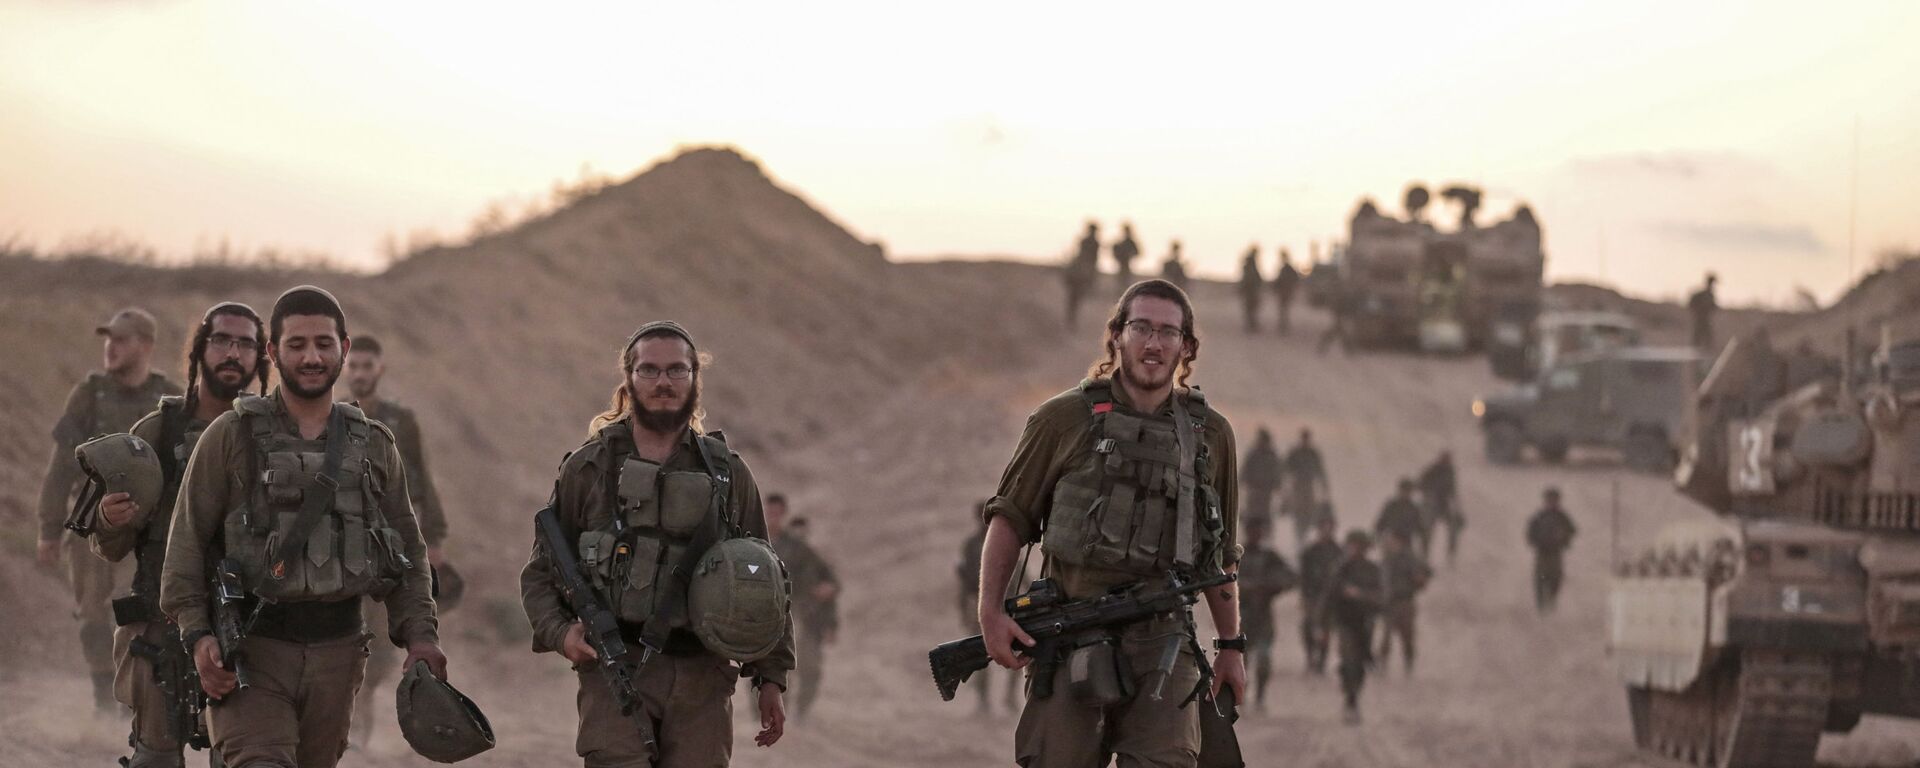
3, 1, 1915, 304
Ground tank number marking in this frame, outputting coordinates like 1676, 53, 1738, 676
1780, 586, 1825, 614
1736, 423, 1768, 492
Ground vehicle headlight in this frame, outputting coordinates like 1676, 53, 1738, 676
1471, 400, 1486, 418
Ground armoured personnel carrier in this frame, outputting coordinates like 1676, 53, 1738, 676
1609, 325, 1920, 767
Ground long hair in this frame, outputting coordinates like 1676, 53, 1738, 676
589, 330, 710, 437
1086, 279, 1201, 388
184, 303, 271, 414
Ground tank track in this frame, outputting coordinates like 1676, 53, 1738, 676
1643, 649, 1830, 768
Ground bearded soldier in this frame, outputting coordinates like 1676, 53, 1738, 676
977, 279, 1245, 768
160, 286, 447, 768
521, 321, 793, 767
38, 307, 181, 711
93, 302, 268, 767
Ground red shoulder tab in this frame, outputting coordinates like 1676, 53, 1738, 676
1091, 402, 1114, 414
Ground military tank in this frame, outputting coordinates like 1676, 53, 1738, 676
1609, 324, 1920, 767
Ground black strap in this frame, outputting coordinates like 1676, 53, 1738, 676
267, 406, 350, 579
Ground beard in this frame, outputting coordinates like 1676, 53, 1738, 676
633, 385, 699, 434
276, 358, 342, 400
200, 358, 252, 400
1118, 350, 1176, 392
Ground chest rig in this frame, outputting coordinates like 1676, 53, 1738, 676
1043, 379, 1226, 578
577, 428, 737, 643
223, 394, 409, 601
86, 373, 166, 438
126, 398, 204, 605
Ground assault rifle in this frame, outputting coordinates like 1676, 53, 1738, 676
534, 505, 655, 750
928, 570, 1234, 701
129, 630, 210, 750
210, 557, 256, 694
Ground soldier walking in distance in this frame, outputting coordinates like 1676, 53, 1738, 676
521, 320, 792, 766
1374, 478, 1426, 559
767, 494, 839, 721
93, 302, 267, 767
341, 335, 454, 748
1318, 530, 1383, 725
1065, 223, 1102, 328
1417, 451, 1462, 565
1272, 249, 1302, 336
976, 279, 1245, 767
38, 307, 181, 712
1372, 530, 1431, 676
1281, 428, 1330, 551
957, 507, 1021, 715
1111, 222, 1141, 283
160, 286, 448, 767
1526, 487, 1578, 614
1240, 428, 1282, 526
1237, 517, 1297, 710
1159, 241, 1191, 294
1688, 273, 1718, 353
1296, 516, 1342, 675
1238, 245, 1264, 333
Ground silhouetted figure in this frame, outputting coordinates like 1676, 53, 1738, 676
1239, 245, 1264, 332
1273, 249, 1302, 335
1297, 516, 1342, 675
1063, 222, 1101, 327
1373, 529, 1431, 676
1238, 517, 1297, 710
1111, 222, 1141, 283
1318, 280, 1355, 355
1374, 478, 1426, 558
1283, 428, 1330, 551
1241, 427, 1282, 523
1689, 273, 1718, 352
1160, 240, 1189, 293
1527, 487, 1577, 614
1417, 451, 1463, 565
1319, 530, 1383, 724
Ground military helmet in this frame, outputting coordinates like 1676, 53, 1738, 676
75, 433, 164, 515
687, 537, 790, 662
396, 661, 494, 763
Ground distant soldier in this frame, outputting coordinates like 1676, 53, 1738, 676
1064, 222, 1102, 328
1282, 428, 1331, 549
1111, 222, 1141, 282
1240, 427, 1282, 525
37, 307, 181, 711
1526, 487, 1578, 614
1237, 517, 1297, 709
1688, 273, 1718, 352
957, 507, 1022, 715
1159, 240, 1190, 293
1373, 530, 1432, 675
1318, 530, 1383, 724
1296, 516, 1342, 675
1374, 478, 1426, 557
1238, 245, 1264, 333
343, 335, 453, 747
1272, 248, 1302, 335
1416, 451, 1462, 564
768, 494, 840, 721
1317, 280, 1355, 356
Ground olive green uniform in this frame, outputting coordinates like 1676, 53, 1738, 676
354, 399, 448, 742
985, 380, 1239, 768
1235, 542, 1295, 706
1374, 549, 1431, 673
771, 530, 837, 719
520, 422, 794, 768
93, 400, 211, 767
960, 525, 1024, 712
39, 371, 180, 705
160, 390, 438, 768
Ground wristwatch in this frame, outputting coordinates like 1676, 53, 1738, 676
1213, 635, 1247, 651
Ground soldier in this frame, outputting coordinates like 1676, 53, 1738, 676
38, 306, 182, 712
1064, 222, 1102, 328
341, 335, 452, 748
1318, 530, 1382, 725
1372, 530, 1431, 676
1159, 241, 1190, 294
1417, 451, 1462, 565
1237, 245, 1263, 333
1237, 517, 1297, 709
1526, 487, 1578, 614
1374, 478, 1425, 558
1281, 428, 1330, 551
1296, 516, 1342, 675
1111, 222, 1141, 282
1317, 280, 1355, 356
976, 279, 1245, 767
520, 320, 791, 766
1688, 273, 1718, 352
1239, 427, 1282, 525
159, 286, 448, 768
766, 494, 839, 721
957, 506, 1021, 715
93, 301, 268, 767
1272, 249, 1302, 336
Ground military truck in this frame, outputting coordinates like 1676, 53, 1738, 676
1609, 326, 1920, 768
1488, 309, 1642, 382
1474, 346, 1706, 471
1339, 183, 1545, 353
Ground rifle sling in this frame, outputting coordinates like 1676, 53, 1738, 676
268, 406, 350, 577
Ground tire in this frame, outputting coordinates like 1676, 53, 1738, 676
1626, 685, 1653, 749
1486, 421, 1524, 465
1625, 429, 1673, 473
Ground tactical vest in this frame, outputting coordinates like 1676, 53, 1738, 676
129, 397, 203, 604
576, 429, 737, 632
1042, 379, 1226, 578
85, 372, 169, 439
223, 394, 408, 601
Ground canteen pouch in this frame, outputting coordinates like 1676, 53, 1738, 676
1066, 638, 1131, 707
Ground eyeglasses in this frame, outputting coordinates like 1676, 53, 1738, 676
207, 334, 259, 353
634, 364, 695, 380
1123, 320, 1185, 344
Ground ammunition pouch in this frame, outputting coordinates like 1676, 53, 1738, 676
1066, 634, 1133, 707
248, 597, 364, 643
112, 594, 162, 627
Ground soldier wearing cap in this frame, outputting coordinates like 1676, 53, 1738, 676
91, 301, 268, 767
341, 334, 454, 748
159, 286, 447, 768
520, 320, 793, 766
37, 306, 181, 711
